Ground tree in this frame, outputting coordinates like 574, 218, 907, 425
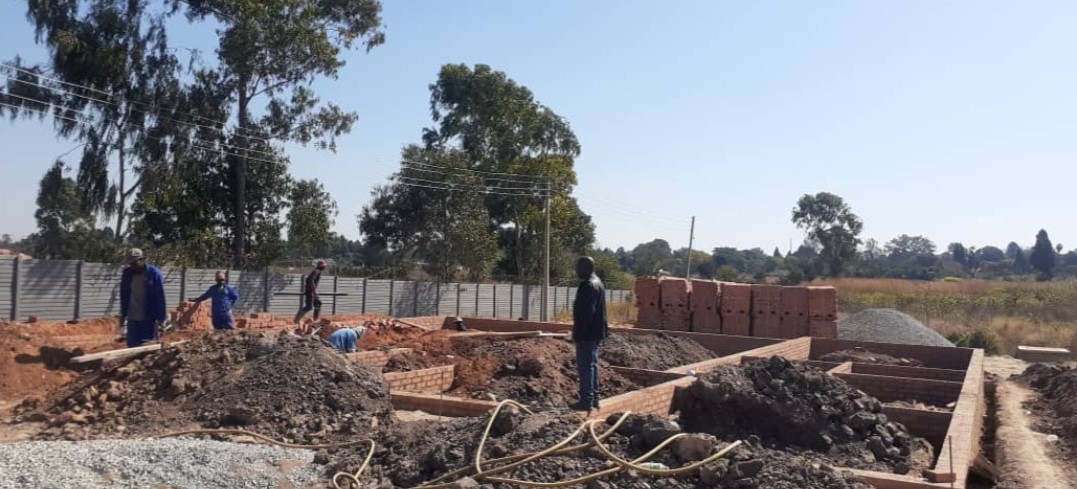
948, 243, 968, 269
361, 146, 502, 282
1030, 229, 1057, 281
287, 179, 337, 257
630, 239, 673, 276
420, 64, 592, 280
1005, 242, 1022, 259
791, 192, 863, 276
885, 235, 936, 259
1013, 248, 1032, 275
30, 162, 117, 260
772, 247, 782, 259
978, 246, 1006, 262
3, 1, 186, 241
169, 0, 385, 268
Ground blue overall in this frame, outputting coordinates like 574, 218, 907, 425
328, 328, 364, 353
120, 265, 168, 348
195, 284, 240, 330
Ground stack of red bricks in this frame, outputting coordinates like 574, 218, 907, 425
171, 303, 294, 330
632, 278, 838, 339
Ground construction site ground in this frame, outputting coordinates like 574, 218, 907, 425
0, 314, 1058, 489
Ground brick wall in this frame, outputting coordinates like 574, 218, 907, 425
718, 282, 751, 336
690, 280, 720, 334
610, 366, 689, 387
929, 349, 984, 487
673, 337, 811, 374
588, 376, 695, 419
659, 278, 691, 331
390, 392, 498, 417
852, 364, 967, 382
346, 348, 413, 368
750, 285, 782, 338
834, 373, 962, 408
383, 365, 455, 394
779, 287, 809, 338
634, 278, 662, 329
811, 338, 973, 370
882, 405, 952, 447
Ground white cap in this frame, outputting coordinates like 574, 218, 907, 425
127, 248, 144, 264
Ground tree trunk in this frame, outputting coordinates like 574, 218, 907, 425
115, 144, 126, 243
233, 81, 250, 269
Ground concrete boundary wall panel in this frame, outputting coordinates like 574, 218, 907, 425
780, 286, 810, 338
719, 282, 751, 336
750, 284, 782, 338
808, 286, 838, 321
659, 278, 691, 331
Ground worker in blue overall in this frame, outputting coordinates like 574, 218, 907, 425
327, 326, 367, 353
118, 248, 168, 347
190, 271, 240, 330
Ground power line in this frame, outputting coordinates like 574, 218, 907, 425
401, 159, 552, 183
0, 100, 285, 168
395, 178, 548, 198
397, 169, 548, 192
1, 70, 279, 154
1, 63, 268, 140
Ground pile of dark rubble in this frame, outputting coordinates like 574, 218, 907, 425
679, 356, 934, 474
19, 332, 394, 444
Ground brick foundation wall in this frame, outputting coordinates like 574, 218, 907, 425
346, 348, 413, 368
811, 338, 973, 370
834, 373, 962, 408
672, 337, 811, 375
928, 349, 984, 488
852, 364, 967, 382
588, 376, 695, 419
383, 365, 455, 394
882, 406, 952, 447
390, 392, 498, 417
610, 367, 689, 387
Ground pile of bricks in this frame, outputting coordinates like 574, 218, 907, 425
170, 302, 294, 330
633, 278, 837, 339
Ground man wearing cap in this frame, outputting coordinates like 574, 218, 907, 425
570, 256, 608, 411
294, 259, 327, 324
327, 326, 366, 353
190, 271, 240, 331
118, 249, 168, 347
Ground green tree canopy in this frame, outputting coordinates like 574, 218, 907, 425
791, 192, 863, 276
287, 179, 337, 257
1030, 229, 1056, 280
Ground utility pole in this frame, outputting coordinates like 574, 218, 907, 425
542, 182, 551, 321
685, 216, 696, 280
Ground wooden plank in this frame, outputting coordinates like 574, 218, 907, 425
70, 340, 187, 364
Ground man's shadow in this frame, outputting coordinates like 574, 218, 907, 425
15, 346, 85, 370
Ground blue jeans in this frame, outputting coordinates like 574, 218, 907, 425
575, 340, 600, 405
126, 319, 157, 347
212, 313, 235, 330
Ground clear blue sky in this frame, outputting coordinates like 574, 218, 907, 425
3, 1, 1076, 254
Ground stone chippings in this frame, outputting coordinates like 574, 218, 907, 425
838, 308, 954, 347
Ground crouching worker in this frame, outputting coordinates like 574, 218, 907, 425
190, 271, 240, 330
328, 326, 367, 353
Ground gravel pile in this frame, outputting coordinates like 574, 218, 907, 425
0, 438, 321, 489
837, 309, 953, 347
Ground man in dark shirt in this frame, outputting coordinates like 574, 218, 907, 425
570, 256, 608, 411
293, 259, 327, 324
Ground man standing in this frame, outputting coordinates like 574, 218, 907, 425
294, 259, 327, 324
190, 271, 240, 330
118, 248, 168, 347
327, 326, 367, 353
570, 256, 608, 411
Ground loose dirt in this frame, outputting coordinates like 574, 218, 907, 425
680, 356, 934, 475
600, 332, 716, 371
1, 318, 120, 412
1014, 362, 1077, 474
818, 348, 924, 367
13, 331, 393, 444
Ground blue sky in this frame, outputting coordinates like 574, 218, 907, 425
2, 1, 1076, 254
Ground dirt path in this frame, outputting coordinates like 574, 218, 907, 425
985, 356, 1076, 489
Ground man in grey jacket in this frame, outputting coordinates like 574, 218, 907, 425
570, 256, 608, 411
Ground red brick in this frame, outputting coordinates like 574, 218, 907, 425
808, 286, 838, 320
718, 282, 751, 336
808, 319, 837, 338
660, 278, 691, 331
750, 285, 782, 338
779, 287, 809, 338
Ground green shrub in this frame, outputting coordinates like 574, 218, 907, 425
947, 330, 999, 354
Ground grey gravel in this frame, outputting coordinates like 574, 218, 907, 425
0, 438, 324, 489
838, 308, 954, 347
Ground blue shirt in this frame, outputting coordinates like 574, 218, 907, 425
120, 265, 167, 323
328, 328, 362, 353
195, 284, 240, 319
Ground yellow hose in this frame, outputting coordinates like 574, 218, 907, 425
586, 420, 744, 475
331, 439, 376, 489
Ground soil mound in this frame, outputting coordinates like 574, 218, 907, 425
680, 356, 934, 474
1016, 363, 1077, 451
838, 309, 953, 347
601, 332, 715, 370
819, 348, 924, 367
331, 412, 871, 489
24, 332, 393, 443
445, 337, 641, 408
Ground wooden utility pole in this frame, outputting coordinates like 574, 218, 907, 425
685, 216, 696, 280
541, 183, 551, 321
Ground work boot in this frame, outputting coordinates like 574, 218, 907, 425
568, 401, 592, 412
592, 398, 600, 409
